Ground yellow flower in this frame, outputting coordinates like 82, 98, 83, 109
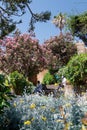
82, 124, 86, 130
50, 108, 55, 112
24, 120, 31, 125
41, 105, 46, 109
64, 122, 72, 130
30, 103, 36, 109
64, 103, 71, 108
56, 119, 64, 123
41, 116, 47, 121
13, 103, 17, 107
31, 118, 34, 121
54, 83, 58, 86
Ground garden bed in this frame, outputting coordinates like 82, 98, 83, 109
0, 93, 87, 130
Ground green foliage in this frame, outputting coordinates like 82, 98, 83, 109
8, 71, 34, 95
42, 71, 55, 85
67, 11, 87, 46
54, 73, 61, 83
57, 66, 67, 82
59, 53, 87, 92
0, 74, 13, 114
0, 94, 86, 130
0, 0, 51, 38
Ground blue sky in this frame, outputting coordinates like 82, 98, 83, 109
16, 0, 87, 44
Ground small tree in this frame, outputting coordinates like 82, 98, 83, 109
0, 34, 46, 83
52, 12, 66, 34
67, 12, 87, 46
43, 33, 77, 74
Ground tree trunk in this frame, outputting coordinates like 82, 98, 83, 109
28, 74, 37, 85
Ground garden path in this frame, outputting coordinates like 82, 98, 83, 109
47, 84, 74, 97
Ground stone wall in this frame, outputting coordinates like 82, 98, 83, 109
76, 42, 87, 54
37, 69, 48, 83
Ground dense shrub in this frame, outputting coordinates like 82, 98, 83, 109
8, 71, 34, 95
58, 53, 87, 92
0, 74, 13, 114
0, 93, 87, 130
42, 71, 55, 85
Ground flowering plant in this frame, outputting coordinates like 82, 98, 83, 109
0, 34, 46, 79
0, 93, 87, 130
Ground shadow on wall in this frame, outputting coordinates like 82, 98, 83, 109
37, 69, 48, 83
76, 42, 87, 54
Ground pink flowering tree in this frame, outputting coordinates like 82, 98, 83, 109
42, 33, 77, 73
0, 34, 46, 82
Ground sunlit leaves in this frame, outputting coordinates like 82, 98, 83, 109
67, 12, 87, 46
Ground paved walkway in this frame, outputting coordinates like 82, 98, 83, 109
64, 85, 74, 97
47, 84, 74, 97
47, 84, 58, 89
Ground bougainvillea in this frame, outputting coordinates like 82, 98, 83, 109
42, 33, 77, 73
0, 34, 46, 80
